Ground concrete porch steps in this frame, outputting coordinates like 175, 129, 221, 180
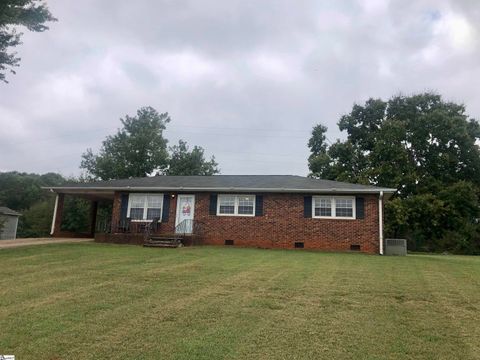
143, 235, 184, 248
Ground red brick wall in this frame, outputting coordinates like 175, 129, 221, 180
111, 192, 122, 230
193, 193, 379, 254
108, 192, 380, 254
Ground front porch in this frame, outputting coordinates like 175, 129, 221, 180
50, 190, 204, 247
94, 219, 202, 247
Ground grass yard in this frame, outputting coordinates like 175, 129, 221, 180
1, 244, 480, 360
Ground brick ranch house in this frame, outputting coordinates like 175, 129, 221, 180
44, 175, 395, 254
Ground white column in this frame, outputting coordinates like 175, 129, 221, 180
378, 191, 384, 255
50, 194, 59, 236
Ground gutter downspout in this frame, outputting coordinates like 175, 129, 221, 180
50, 194, 59, 236
379, 191, 384, 255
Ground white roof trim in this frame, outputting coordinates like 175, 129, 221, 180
43, 186, 396, 194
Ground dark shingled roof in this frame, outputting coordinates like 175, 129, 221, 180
0, 206, 21, 216
46, 175, 396, 194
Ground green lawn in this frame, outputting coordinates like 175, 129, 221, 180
1, 244, 479, 360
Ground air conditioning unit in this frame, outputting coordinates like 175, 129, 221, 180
385, 239, 407, 256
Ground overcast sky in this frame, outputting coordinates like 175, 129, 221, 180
1, 0, 479, 177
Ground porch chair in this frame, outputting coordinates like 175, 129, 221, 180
143, 217, 161, 242
117, 217, 132, 233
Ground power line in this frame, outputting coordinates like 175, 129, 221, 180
2, 148, 309, 165
9, 122, 328, 146
166, 129, 308, 139
170, 124, 312, 133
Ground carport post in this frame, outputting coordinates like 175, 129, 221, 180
50, 193, 65, 236
378, 191, 384, 255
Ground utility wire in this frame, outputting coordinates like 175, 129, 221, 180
10, 122, 334, 146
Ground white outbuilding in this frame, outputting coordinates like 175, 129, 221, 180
0, 207, 21, 240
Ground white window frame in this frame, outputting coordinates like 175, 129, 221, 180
127, 193, 164, 222
312, 196, 356, 220
217, 194, 256, 217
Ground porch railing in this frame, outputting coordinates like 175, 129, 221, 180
174, 219, 205, 246
175, 219, 205, 234
95, 217, 161, 235
95, 218, 112, 234
175, 219, 193, 235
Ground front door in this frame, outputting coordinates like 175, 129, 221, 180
175, 195, 195, 234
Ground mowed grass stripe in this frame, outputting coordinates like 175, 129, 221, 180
0, 244, 479, 359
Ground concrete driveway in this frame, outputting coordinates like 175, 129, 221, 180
0, 237, 93, 249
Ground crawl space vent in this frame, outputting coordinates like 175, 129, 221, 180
294, 242, 304, 248
224, 239, 234, 246
350, 244, 361, 251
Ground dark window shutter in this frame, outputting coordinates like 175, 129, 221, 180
162, 194, 170, 222
356, 197, 365, 219
120, 193, 129, 221
304, 196, 312, 218
209, 194, 218, 215
255, 195, 264, 216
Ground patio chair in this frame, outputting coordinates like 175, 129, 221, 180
117, 217, 131, 233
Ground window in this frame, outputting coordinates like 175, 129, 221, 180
335, 198, 353, 217
218, 195, 236, 214
314, 198, 331, 217
217, 195, 255, 216
238, 195, 255, 215
127, 194, 163, 221
313, 196, 355, 219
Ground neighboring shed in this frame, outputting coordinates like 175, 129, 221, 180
0, 207, 21, 240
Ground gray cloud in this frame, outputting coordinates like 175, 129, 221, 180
1, 0, 479, 176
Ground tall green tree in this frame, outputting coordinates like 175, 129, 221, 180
0, 0, 56, 82
166, 139, 219, 176
18, 199, 54, 237
81, 107, 171, 180
308, 93, 480, 253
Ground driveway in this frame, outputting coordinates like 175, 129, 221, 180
0, 237, 93, 249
